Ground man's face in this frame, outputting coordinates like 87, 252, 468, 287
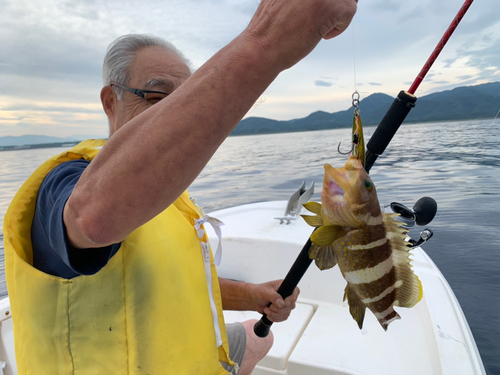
110, 46, 192, 133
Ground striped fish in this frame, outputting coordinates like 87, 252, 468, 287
302, 156, 423, 330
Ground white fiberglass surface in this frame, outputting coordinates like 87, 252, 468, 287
208, 201, 484, 375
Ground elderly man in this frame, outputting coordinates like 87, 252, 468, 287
4, 0, 357, 374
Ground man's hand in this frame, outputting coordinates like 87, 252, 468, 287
219, 278, 300, 323
248, 280, 300, 323
243, 0, 358, 72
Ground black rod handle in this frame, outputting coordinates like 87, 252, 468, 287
365, 90, 417, 173
254, 237, 314, 338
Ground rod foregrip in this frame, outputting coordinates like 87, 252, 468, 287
254, 237, 314, 338
365, 90, 417, 173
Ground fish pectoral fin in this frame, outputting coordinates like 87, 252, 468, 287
343, 283, 366, 330
309, 244, 338, 270
310, 225, 344, 247
303, 201, 322, 215
301, 214, 324, 227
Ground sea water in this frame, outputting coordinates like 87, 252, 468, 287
1, 119, 499, 374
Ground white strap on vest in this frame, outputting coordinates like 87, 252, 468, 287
194, 215, 224, 266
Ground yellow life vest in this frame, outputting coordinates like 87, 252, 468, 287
3, 139, 233, 374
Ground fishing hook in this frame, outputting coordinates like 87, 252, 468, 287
337, 141, 354, 155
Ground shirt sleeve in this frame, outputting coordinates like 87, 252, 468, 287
31, 159, 121, 279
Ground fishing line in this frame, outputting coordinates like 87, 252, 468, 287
254, 0, 477, 339
352, 28, 357, 93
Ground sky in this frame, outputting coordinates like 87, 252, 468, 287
0, 0, 499, 138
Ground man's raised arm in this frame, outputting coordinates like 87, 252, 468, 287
64, 0, 358, 249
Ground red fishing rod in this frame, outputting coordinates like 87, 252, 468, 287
254, 0, 475, 338
364, 0, 474, 173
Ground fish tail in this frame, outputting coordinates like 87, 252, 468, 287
377, 308, 401, 331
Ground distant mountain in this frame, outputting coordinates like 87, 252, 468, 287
0, 134, 105, 147
231, 82, 500, 136
2, 82, 498, 147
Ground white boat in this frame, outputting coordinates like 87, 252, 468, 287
212, 193, 486, 375
0, 192, 486, 375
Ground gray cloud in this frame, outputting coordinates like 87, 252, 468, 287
315, 80, 333, 87
15, 122, 34, 128
459, 39, 500, 75
1, 0, 499, 135
368, 1, 402, 13
232, 0, 259, 16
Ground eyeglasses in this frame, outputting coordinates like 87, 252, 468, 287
110, 83, 169, 104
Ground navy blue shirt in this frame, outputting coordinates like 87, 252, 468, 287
31, 159, 121, 279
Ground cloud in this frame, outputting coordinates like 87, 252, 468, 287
15, 122, 34, 128
232, 0, 259, 16
1, 0, 500, 135
368, 1, 402, 13
1, 103, 102, 114
458, 39, 500, 80
315, 80, 333, 87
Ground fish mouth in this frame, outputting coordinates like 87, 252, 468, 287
323, 164, 350, 197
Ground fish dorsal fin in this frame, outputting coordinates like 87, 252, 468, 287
343, 283, 366, 329
383, 213, 423, 308
309, 244, 338, 270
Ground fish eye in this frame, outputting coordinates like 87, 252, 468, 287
365, 179, 373, 191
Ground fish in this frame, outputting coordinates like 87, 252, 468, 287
301, 154, 423, 331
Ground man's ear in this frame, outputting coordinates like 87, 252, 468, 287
101, 86, 117, 122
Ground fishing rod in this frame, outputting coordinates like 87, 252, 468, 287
365, 0, 474, 173
254, 0, 475, 338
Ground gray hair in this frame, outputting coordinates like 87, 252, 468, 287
103, 34, 192, 99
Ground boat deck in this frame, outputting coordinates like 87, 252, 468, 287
208, 201, 485, 375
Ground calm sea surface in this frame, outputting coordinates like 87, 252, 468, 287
1, 120, 499, 374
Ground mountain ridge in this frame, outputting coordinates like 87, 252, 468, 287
231, 81, 500, 136
1, 82, 498, 146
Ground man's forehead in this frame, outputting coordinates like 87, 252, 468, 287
129, 46, 191, 86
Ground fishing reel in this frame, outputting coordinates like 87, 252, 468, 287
384, 197, 437, 248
